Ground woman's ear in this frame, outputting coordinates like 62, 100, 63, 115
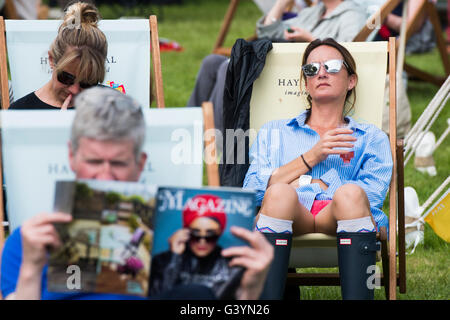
68, 141, 76, 172
348, 74, 357, 91
48, 51, 55, 70
302, 75, 309, 92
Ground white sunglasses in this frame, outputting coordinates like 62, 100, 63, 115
302, 59, 349, 77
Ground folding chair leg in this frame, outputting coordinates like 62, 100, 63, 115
284, 268, 300, 300
381, 239, 390, 299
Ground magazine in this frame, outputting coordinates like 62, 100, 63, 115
47, 180, 157, 297
149, 186, 256, 299
47, 182, 256, 298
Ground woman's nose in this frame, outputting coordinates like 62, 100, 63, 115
317, 63, 328, 77
68, 82, 81, 95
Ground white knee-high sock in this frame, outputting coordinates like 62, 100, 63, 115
337, 216, 376, 233
255, 214, 293, 234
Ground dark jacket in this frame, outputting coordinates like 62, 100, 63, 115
220, 38, 273, 187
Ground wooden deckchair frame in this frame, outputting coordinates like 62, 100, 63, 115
202, 101, 221, 187
0, 15, 165, 110
2, 0, 19, 20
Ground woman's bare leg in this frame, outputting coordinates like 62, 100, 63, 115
257, 183, 314, 236
314, 184, 375, 235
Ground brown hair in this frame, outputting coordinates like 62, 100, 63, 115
50, 1, 107, 85
300, 38, 357, 116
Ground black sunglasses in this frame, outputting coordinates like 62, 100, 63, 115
57, 71, 97, 89
189, 230, 220, 244
302, 59, 349, 77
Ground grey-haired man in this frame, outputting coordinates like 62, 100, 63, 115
1, 87, 273, 300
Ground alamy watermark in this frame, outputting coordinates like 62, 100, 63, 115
367, 265, 381, 290
169, 122, 282, 168
63, 10, 82, 30
365, 5, 382, 31
66, 265, 81, 290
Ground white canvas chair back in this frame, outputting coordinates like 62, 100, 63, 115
0, 108, 204, 231
249, 41, 389, 267
4, 19, 151, 108
250, 42, 388, 139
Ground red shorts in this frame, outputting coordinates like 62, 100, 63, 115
310, 200, 331, 218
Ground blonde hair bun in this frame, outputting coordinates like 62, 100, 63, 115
50, 1, 107, 85
63, 2, 100, 29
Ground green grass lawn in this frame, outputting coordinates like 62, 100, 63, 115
64, 0, 450, 300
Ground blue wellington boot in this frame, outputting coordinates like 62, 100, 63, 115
337, 232, 379, 300
259, 233, 292, 300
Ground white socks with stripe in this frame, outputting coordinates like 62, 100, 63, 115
255, 215, 375, 234
337, 216, 376, 233
255, 214, 293, 234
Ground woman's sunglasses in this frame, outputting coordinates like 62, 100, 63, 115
189, 230, 220, 244
57, 71, 97, 89
302, 59, 349, 77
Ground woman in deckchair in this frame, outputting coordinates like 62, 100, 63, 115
9, 1, 107, 110
244, 38, 393, 300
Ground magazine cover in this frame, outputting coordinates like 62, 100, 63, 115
47, 180, 157, 297
149, 186, 257, 299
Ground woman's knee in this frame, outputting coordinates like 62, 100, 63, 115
334, 184, 367, 203
265, 183, 298, 201
332, 184, 370, 218
261, 183, 299, 219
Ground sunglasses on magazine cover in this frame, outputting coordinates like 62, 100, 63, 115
189, 229, 220, 244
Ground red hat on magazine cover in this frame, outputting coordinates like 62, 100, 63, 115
183, 194, 227, 233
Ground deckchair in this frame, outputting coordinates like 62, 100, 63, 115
211, 38, 406, 299
252, 39, 405, 300
354, 0, 450, 87
0, 104, 217, 246
0, 15, 165, 109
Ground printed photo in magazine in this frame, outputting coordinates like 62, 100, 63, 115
47, 180, 157, 297
149, 186, 256, 299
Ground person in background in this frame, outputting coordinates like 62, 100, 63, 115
372, 0, 438, 54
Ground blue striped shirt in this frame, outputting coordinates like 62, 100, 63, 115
243, 111, 393, 230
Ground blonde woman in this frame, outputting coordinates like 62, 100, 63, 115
10, 2, 107, 110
